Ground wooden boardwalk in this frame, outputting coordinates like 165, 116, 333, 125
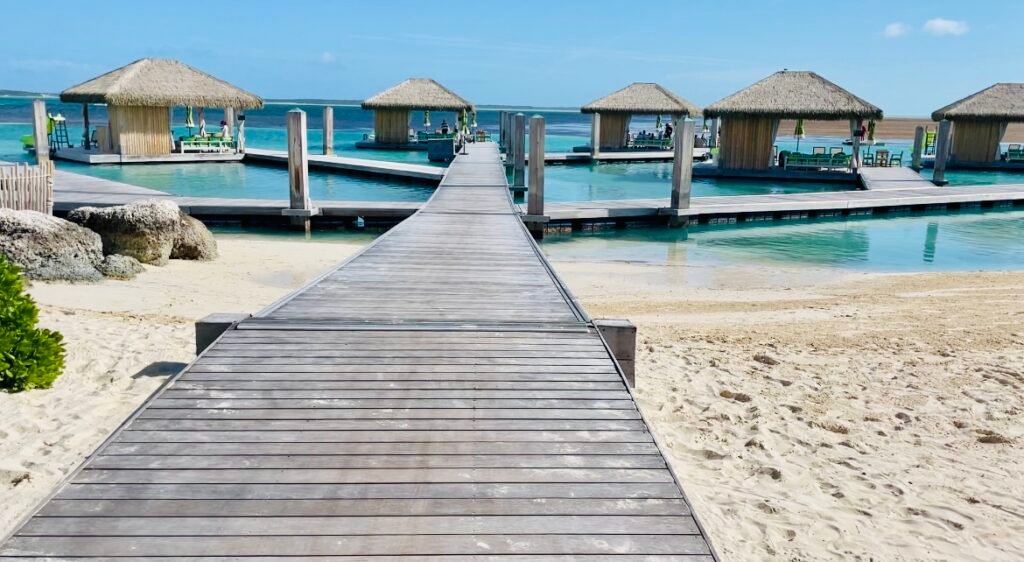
52, 167, 421, 219
1, 142, 719, 560
859, 167, 934, 190
245, 148, 445, 183
540, 182, 1024, 222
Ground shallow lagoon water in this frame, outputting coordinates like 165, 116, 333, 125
540, 208, 1024, 272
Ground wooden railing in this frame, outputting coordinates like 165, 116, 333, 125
0, 161, 55, 214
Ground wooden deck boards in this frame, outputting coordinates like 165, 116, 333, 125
1, 142, 718, 560
244, 148, 445, 182
542, 182, 1024, 221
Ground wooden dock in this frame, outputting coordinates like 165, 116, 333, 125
540, 182, 1024, 222
52, 167, 421, 220
1, 142, 719, 560
245, 148, 445, 183
541, 149, 710, 163
858, 166, 934, 190
55, 147, 245, 165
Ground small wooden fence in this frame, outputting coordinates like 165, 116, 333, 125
0, 161, 55, 214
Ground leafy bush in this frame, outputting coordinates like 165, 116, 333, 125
0, 255, 65, 392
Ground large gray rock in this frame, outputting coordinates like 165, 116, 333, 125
68, 200, 181, 265
97, 254, 145, 280
0, 209, 104, 282
172, 213, 218, 261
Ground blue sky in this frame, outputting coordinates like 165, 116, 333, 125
2, 0, 1019, 115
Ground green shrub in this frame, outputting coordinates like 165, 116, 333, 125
0, 255, 65, 392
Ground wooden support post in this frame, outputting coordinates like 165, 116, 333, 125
708, 118, 719, 149
283, 109, 319, 233
851, 118, 863, 171
594, 319, 637, 387
591, 113, 601, 158
666, 118, 694, 227
498, 111, 507, 152
82, 104, 90, 150
911, 126, 925, 172
322, 106, 334, 155
223, 107, 235, 137
512, 113, 526, 189
933, 119, 953, 186
31, 99, 49, 164
524, 115, 548, 240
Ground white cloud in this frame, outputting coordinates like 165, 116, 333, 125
923, 18, 969, 36
320, 51, 336, 63
883, 22, 908, 38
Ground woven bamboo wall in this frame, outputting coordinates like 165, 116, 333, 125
374, 109, 410, 144
108, 105, 172, 156
952, 120, 1006, 163
718, 116, 779, 170
598, 114, 630, 149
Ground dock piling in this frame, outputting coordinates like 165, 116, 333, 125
933, 119, 952, 186
512, 113, 526, 189
323, 106, 334, 155
31, 99, 49, 165
591, 113, 602, 157
284, 109, 319, 233
524, 115, 548, 240
595, 319, 637, 387
911, 126, 925, 172
667, 118, 695, 227
708, 118, 719, 149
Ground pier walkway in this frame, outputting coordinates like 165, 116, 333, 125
245, 148, 445, 183
859, 166, 935, 190
1, 142, 719, 560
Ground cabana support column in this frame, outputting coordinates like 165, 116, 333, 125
591, 113, 601, 157
32, 100, 49, 165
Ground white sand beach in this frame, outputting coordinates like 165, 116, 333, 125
2, 233, 1022, 561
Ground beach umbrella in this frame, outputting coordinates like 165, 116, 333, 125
423, 110, 430, 129
867, 120, 877, 145
185, 106, 195, 134
794, 118, 806, 152
655, 115, 662, 130
470, 111, 477, 129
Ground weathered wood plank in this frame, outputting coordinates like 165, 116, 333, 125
1, 534, 712, 557
39, 497, 689, 517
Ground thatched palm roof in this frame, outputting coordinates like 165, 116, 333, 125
361, 78, 472, 111
932, 83, 1024, 122
60, 58, 263, 109
703, 70, 882, 120
581, 83, 700, 116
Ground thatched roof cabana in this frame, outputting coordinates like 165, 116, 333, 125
60, 58, 262, 157
581, 83, 699, 153
932, 83, 1024, 122
931, 84, 1024, 163
361, 78, 472, 145
703, 70, 882, 170
582, 83, 699, 116
61, 58, 263, 109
